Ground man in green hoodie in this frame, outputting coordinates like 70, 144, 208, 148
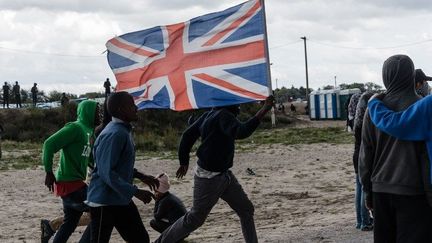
42, 100, 101, 243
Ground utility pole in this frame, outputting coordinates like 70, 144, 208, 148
300, 36, 310, 110
334, 75, 337, 89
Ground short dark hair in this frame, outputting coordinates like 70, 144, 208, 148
107, 91, 132, 118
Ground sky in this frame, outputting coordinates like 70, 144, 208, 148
0, 0, 431, 95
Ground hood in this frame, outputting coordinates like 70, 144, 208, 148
76, 100, 98, 128
382, 55, 420, 111
214, 104, 240, 117
382, 55, 416, 96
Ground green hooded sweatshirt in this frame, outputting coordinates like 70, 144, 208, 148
43, 100, 98, 182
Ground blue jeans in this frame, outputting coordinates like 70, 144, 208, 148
355, 174, 372, 228
53, 186, 91, 243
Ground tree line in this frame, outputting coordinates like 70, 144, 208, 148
274, 82, 383, 104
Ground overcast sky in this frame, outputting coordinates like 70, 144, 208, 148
0, 0, 431, 95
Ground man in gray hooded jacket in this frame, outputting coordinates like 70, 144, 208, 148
359, 54, 432, 242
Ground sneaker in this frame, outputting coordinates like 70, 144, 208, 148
246, 168, 256, 176
41, 219, 55, 243
361, 224, 373, 231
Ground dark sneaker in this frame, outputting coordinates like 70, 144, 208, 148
41, 219, 55, 243
361, 224, 373, 231
246, 168, 256, 176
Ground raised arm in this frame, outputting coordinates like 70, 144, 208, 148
368, 96, 432, 141
220, 96, 274, 140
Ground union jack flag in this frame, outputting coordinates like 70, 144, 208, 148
106, 0, 270, 111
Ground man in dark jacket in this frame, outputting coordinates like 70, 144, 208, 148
12, 81, 21, 108
352, 91, 374, 231
155, 96, 274, 243
359, 54, 432, 242
2, 82, 9, 108
31, 83, 38, 107
103, 78, 111, 98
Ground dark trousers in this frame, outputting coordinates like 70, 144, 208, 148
150, 219, 171, 233
32, 94, 37, 106
373, 192, 432, 243
90, 202, 149, 243
53, 187, 91, 243
15, 95, 21, 108
3, 96, 8, 108
155, 171, 257, 243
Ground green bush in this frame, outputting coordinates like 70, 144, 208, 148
0, 101, 276, 150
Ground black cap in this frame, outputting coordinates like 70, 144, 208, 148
415, 69, 432, 84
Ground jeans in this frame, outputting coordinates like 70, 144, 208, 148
53, 186, 91, 243
355, 174, 372, 228
155, 171, 257, 243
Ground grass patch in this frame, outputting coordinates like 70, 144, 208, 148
2, 140, 41, 150
0, 127, 353, 170
237, 127, 353, 150
0, 140, 43, 171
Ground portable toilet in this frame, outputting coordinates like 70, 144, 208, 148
320, 90, 339, 119
319, 91, 327, 119
339, 88, 361, 120
309, 90, 321, 120
309, 89, 340, 120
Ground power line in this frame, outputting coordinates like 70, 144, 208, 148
0, 46, 105, 58
0, 39, 302, 57
308, 39, 432, 50
1, 37, 431, 57
269, 40, 302, 49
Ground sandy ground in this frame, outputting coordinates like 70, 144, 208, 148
0, 124, 373, 243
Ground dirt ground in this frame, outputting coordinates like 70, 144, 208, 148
0, 120, 373, 243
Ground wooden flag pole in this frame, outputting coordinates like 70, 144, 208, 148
260, 0, 276, 127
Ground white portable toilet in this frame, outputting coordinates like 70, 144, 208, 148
310, 88, 361, 120
319, 89, 340, 119
310, 89, 342, 120
309, 90, 321, 120
319, 91, 327, 119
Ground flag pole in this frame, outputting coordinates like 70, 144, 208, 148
260, 0, 275, 127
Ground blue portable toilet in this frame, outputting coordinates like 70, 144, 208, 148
310, 88, 360, 120
314, 89, 339, 120
309, 90, 321, 120
321, 90, 339, 119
